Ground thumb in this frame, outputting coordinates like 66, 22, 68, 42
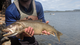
46, 21, 49, 24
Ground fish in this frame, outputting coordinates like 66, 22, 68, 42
2, 20, 63, 41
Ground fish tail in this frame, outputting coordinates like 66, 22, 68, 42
56, 31, 63, 42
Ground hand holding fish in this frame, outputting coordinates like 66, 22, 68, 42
22, 21, 50, 37
22, 27, 34, 37
42, 21, 50, 35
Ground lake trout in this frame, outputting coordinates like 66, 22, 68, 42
2, 20, 63, 41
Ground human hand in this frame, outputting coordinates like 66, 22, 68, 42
22, 27, 34, 37
42, 21, 50, 35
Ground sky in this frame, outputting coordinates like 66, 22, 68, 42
11, 0, 80, 11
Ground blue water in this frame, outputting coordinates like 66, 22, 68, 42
35, 11, 80, 45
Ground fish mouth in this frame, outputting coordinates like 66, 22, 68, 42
3, 33, 18, 37
2, 29, 10, 33
2, 29, 13, 33
3, 29, 17, 37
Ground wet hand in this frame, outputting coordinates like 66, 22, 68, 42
42, 21, 50, 35
23, 27, 34, 37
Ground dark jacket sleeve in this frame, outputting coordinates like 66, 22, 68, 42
36, 1, 46, 23
5, 10, 17, 26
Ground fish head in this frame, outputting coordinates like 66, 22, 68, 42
3, 24, 17, 33
2, 23, 23, 37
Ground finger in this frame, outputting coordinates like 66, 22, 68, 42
25, 28, 28, 32
47, 32, 50, 35
29, 27, 32, 34
31, 30, 34, 36
27, 27, 31, 33
30, 28, 33, 35
46, 21, 49, 24
42, 30, 45, 33
42, 31, 45, 33
44, 31, 47, 34
42, 30, 47, 34
27, 27, 29, 33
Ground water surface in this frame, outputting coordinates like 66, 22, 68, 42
34, 11, 80, 45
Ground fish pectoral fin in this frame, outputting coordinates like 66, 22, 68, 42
23, 31, 32, 37
17, 31, 32, 40
53, 33, 55, 36
51, 33, 55, 37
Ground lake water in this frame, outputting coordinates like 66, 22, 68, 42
34, 11, 80, 45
